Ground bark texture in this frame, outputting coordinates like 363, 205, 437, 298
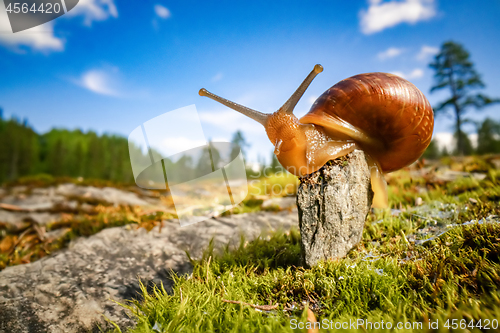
297, 150, 373, 267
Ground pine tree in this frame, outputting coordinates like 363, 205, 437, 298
269, 150, 282, 174
230, 130, 249, 160
422, 139, 440, 159
429, 41, 499, 155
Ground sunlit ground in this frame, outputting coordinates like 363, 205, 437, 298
1, 155, 500, 332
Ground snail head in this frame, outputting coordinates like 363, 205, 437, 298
199, 64, 323, 161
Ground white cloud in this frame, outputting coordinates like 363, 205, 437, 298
76, 68, 120, 96
360, 0, 436, 34
0, 0, 117, 52
73, 66, 149, 97
66, 0, 118, 26
0, 4, 64, 52
154, 4, 171, 19
416, 45, 439, 60
434, 132, 479, 151
308, 96, 318, 105
199, 109, 264, 134
469, 133, 478, 149
391, 68, 424, 80
433, 132, 454, 151
378, 47, 405, 60
211, 72, 223, 83
162, 137, 206, 153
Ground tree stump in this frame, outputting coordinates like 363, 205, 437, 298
297, 149, 373, 267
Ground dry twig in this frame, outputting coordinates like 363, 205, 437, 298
0, 203, 32, 212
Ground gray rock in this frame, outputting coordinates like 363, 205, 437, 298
0, 210, 298, 333
0, 184, 155, 230
0, 193, 61, 211
297, 150, 373, 267
55, 184, 150, 206
261, 197, 296, 210
10, 186, 28, 195
0, 210, 61, 229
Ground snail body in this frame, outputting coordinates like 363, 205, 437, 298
199, 65, 434, 208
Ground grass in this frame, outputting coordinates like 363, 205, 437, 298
247, 171, 299, 197
114, 221, 500, 332
2, 158, 500, 331
110, 156, 500, 332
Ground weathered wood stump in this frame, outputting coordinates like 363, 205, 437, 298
297, 149, 373, 267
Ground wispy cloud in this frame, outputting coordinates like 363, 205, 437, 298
0, 0, 117, 52
391, 68, 424, 80
154, 4, 171, 19
199, 109, 264, 134
378, 47, 405, 60
211, 73, 223, 83
66, 0, 118, 26
416, 45, 439, 60
161, 137, 206, 153
360, 0, 436, 34
308, 96, 318, 105
76, 67, 121, 96
73, 65, 150, 98
434, 132, 479, 151
0, 4, 64, 52
433, 132, 454, 151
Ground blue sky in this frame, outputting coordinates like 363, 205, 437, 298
1, 0, 499, 164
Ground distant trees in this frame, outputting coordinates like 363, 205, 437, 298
421, 139, 440, 159
0, 115, 270, 184
423, 117, 500, 158
269, 151, 283, 173
429, 41, 499, 155
476, 118, 500, 155
2, 108, 498, 184
0, 115, 134, 184
230, 130, 249, 160
0, 115, 39, 182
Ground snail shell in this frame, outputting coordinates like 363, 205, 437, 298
199, 65, 434, 208
301, 72, 434, 173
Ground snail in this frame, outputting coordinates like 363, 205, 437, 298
199, 64, 434, 208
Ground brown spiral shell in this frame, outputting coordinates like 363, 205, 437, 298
300, 72, 434, 173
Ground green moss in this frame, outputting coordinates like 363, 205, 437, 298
111, 156, 500, 332
114, 212, 500, 332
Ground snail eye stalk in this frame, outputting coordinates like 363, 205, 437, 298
199, 88, 269, 126
281, 64, 323, 114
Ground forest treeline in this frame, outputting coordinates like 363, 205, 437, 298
423, 117, 500, 159
0, 114, 252, 184
1, 111, 500, 184
0, 114, 133, 184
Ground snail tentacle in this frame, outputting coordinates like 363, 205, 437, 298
280, 64, 323, 114
199, 88, 269, 126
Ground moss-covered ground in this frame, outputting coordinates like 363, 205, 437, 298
112, 156, 500, 332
